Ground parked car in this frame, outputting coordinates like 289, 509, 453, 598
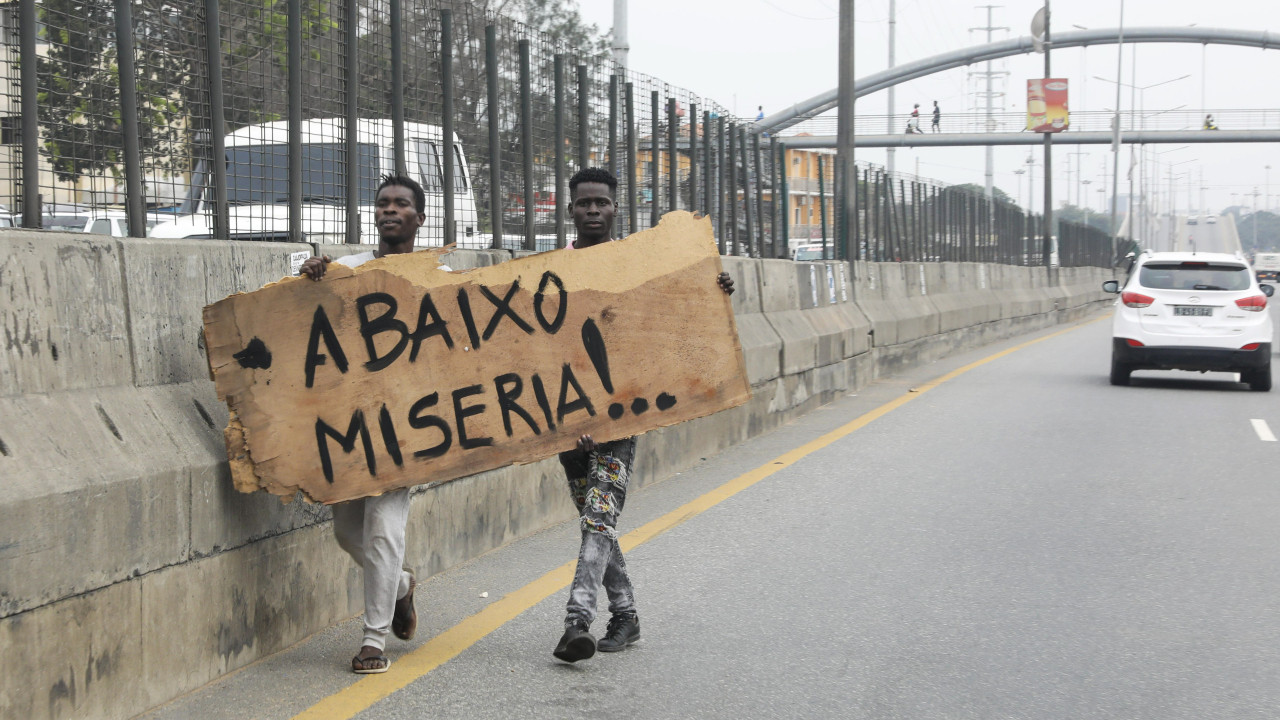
792, 243, 835, 261
1102, 251, 1274, 390
1206, 215, 1218, 224
1187, 215, 1199, 225
43, 210, 169, 237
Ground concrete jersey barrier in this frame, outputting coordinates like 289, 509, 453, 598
0, 230, 1112, 720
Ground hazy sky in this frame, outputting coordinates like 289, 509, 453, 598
576, 0, 1280, 216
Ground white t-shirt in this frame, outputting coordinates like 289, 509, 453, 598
335, 251, 451, 272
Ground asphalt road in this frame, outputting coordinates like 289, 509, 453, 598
144, 310, 1280, 720
1168, 214, 1239, 254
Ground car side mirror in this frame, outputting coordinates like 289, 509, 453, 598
1102, 280, 1119, 293
1262, 284, 1275, 297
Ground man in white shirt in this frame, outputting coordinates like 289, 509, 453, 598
298, 173, 429, 673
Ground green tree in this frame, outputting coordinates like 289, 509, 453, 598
37, 0, 187, 183
1238, 210, 1280, 252
1054, 203, 1110, 234
37, 0, 340, 185
35, 0, 610, 216
951, 183, 1014, 205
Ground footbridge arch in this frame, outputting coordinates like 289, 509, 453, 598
758, 27, 1280, 134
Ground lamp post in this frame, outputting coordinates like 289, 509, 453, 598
1068, 150, 1088, 208
1253, 187, 1261, 250
1094, 74, 1189, 246
1148, 144, 1188, 244
1026, 154, 1037, 215
1267, 165, 1272, 213
1014, 168, 1026, 210
1164, 159, 1194, 251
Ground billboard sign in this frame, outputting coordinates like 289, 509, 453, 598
1027, 78, 1069, 133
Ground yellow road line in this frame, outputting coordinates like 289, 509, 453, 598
294, 319, 1094, 719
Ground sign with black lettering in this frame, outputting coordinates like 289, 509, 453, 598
202, 211, 750, 504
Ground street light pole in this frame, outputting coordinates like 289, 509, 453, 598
1090, 71, 1187, 249
886, 0, 896, 174
1042, 0, 1054, 271
612, 0, 628, 70
1267, 164, 1272, 213
837, 0, 856, 260
1254, 187, 1260, 250
1108, 0, 1125, 262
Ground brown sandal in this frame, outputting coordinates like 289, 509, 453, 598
352, 653, 390, 674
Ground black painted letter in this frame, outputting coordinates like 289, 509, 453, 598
357, 293, 409, 372
408, 392, 452, 459
556, 363, 597, 423
304, 305, 349, 388
452, 385, 494, 449
409, 292, 454, 361
480, 281, 535, 340
495, 373, 540, 437
534, 271, 568, 334
315, 409, 376, 484
378, 404, 404, 467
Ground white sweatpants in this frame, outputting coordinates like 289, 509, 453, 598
332, 488, 412, 650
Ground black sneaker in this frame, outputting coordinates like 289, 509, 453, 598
553, 622, 596, 662
597, 612, 640, 652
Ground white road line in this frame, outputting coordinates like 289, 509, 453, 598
1251, 419, 1277, 442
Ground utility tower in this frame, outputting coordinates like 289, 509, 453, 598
969, 5, 1008, 199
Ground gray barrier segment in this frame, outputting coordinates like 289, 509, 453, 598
0, 232, 1113, 720
760, 259, 819, 378
122, 239, 301, 387
0, 233, 132, 396
720, 257, 784, 388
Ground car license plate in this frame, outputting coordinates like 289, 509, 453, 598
1173, 306, 1213, 317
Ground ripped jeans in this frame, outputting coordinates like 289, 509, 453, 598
559, 437, 638, 629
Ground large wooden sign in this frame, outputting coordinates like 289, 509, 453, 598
203, 211, 750, 504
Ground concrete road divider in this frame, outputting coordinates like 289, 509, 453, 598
0, 230, 1113, 720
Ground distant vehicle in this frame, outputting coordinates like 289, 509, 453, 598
503, 188, 558, 232
792, 244, 835, 261
1206, 215, 1218, 224
43, 210, 167, 237
1187, 215, 1199, 225
1102, 250, 1273, 390
150, 118, 478, 246
1253, 252, 1280, 282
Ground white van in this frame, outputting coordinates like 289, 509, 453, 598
151, 118, 479, 247
1253, 252, 1280, 282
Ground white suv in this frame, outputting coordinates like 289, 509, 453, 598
1102, 251, 1275, 390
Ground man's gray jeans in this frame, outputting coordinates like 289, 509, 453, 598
559, 437, 638, 629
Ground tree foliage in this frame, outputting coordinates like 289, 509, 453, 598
1236, 210, 1280, 252
35, 0, 611, 186
37, 0, 341, 184
950, 183, 1014, 205
1054, 203, 1111, 234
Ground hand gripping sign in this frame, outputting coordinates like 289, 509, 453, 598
202, 211, 751, 504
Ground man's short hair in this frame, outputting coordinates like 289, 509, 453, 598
377, 173, 426, 213
568, 167, 618, 198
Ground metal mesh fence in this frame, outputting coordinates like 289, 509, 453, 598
847, 162, 1111, 267
2, 0, 1108, 267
